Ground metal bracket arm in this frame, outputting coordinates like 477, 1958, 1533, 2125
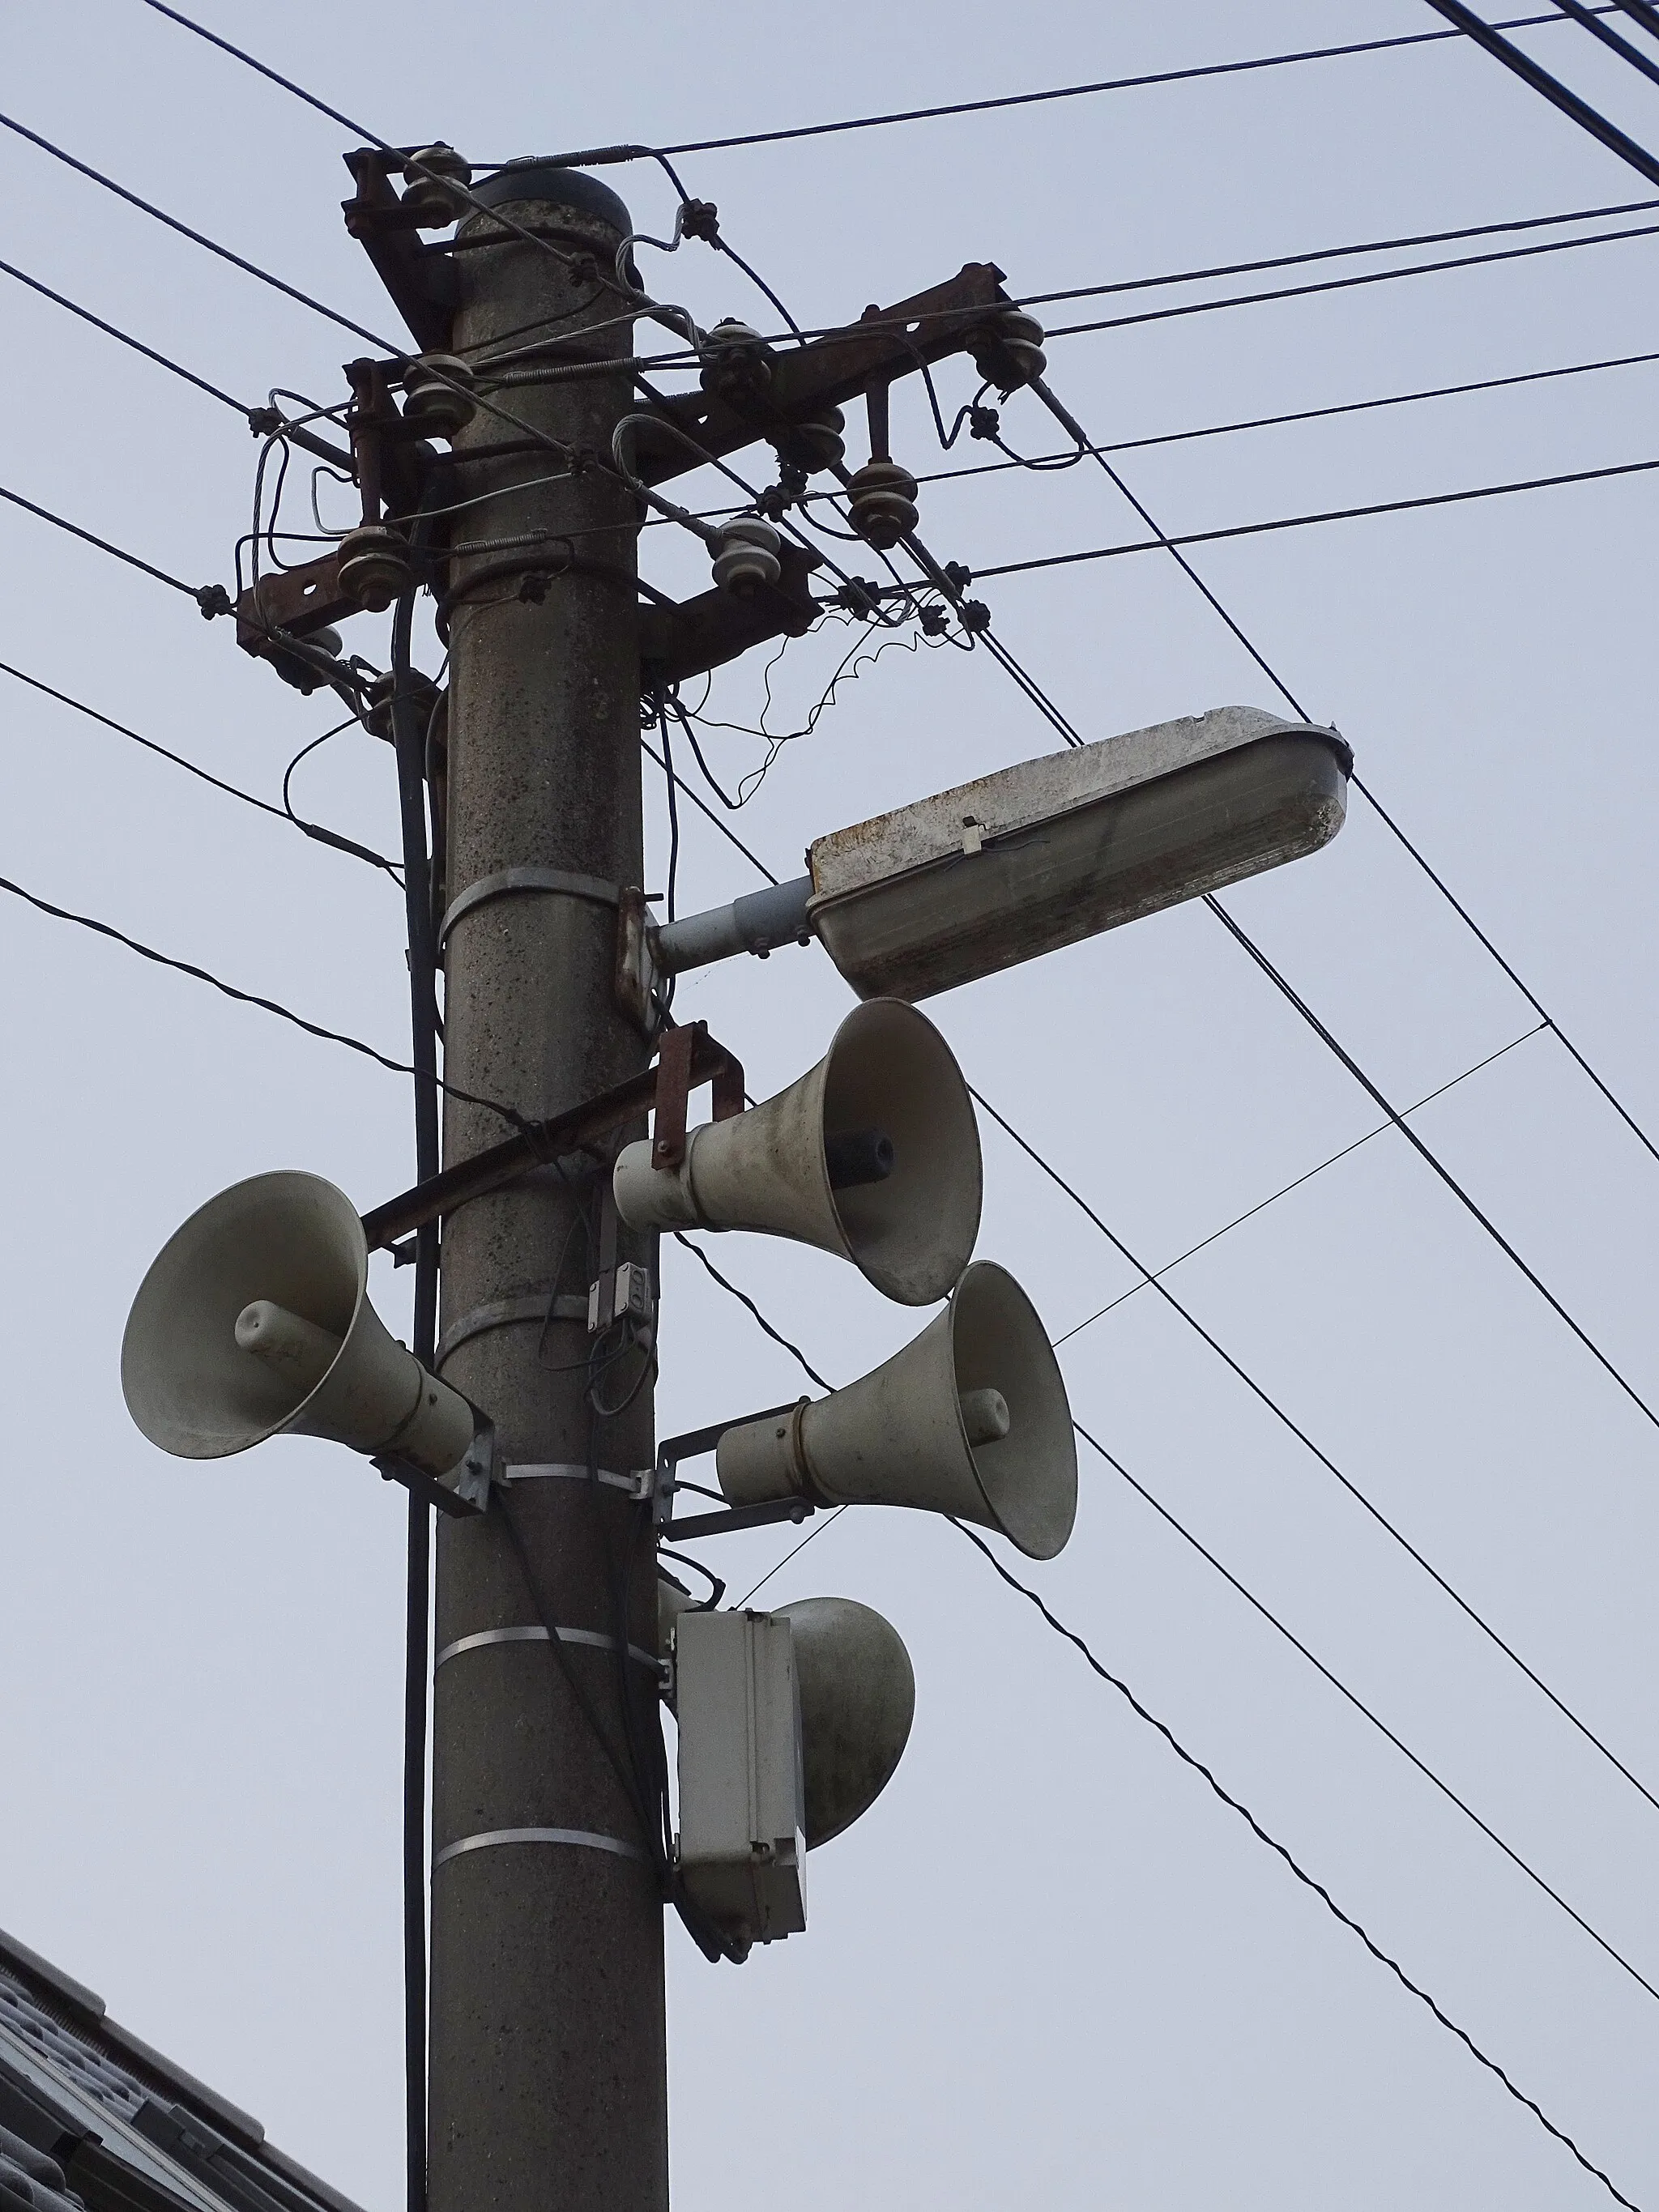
341, 149, 458, 354
360, 1023, 745, 1251
638, 542, 823, 688
633, 262, 1013, 484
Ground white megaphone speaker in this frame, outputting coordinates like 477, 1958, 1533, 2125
778, 1596, 915, 1848
122, 1171, 478, 1481
715, 1261, 1077, 1559
659, 1587, 915, 1852
612, 998, 980, 1305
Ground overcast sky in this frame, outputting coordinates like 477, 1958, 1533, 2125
4, 4, 1659, 2208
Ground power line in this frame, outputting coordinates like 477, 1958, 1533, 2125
1071, 1420, 1659, 2005
0, 109, 392, 354
672, 1238, 1648, 2201
1022, 190, 1659, 313
0, 866, 518, 1122
961, 452, 1659, 582
953, 1518, 1644, 2212
0, 660, 399, 878
1553, 0, 1659, 84
1205, 891, 1659, 1438
531, 11, 1626, 161
0, 251, 253, 416
1052, 1022, 1550, 1348
0, 478, 227, 608
1421, 0, 1659, 189
1039, 210, 1659, 343
893, 345, 1659, 492
969, 1081, 1659, 1822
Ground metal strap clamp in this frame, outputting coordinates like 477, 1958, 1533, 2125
441, 865, 624, 948
434, 1827, 647, 1869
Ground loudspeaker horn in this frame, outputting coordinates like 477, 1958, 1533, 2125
658, 1585, 915, 1851
122, 1170, 476, 1481
612, 998, 980, 1306
776, 1597, 915, 1848
715, 1260, 1077, 1559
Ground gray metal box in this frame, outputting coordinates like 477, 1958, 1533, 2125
676, 1609, 807, 1947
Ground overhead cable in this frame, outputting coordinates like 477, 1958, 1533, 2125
1419, 0, 1659, 187
525, 11, 1624, 161
0, 867, 519, 1123
1551, 0, 1659, 83
1205, 893, 1659, 1437
1011, 190, 1659, 318
969, 1081, 1659, 1822
890, 346, 1659, 493
673, 1239, 1647, 2203
0, 252, 252, 416
0, 478, 227, 608
962, 452, 1659, 582
1040, 211, 1659, 343
953, 1518, 1643, 2212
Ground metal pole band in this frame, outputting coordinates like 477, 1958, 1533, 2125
440, 865, 624, 946
504, 1461, 652, 1497
437, 1292, 587, 1371
436, 1624, 657, 1670
433, 1827, 648, 1869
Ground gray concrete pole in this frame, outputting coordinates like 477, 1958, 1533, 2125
428, 164, 667, 2212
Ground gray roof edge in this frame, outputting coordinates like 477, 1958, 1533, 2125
94, 2022, 264, 2150
0, 1929, 365, 2212
245, 2140, 369, 2212
0, 1927, 104, 2027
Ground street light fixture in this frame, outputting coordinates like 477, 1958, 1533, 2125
649, 704, 1350, 1001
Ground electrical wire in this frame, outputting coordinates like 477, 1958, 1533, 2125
952, 1519, 1644, 2212
1037, 211, 1659, 343
958, 451, 1659, 582
0, 865, 522, 1123
670, 1233, 833, 1389
671, 1242, 1648, 2201
523, 11, 1627, 161
0, 478, 225, 607
1205, 892, 1659, 1436
1551, 0, 1659, 84
969, 1080, 1659, 1822
1052, 1021, 1550, 1347
0, 250, 253, 416
883, 344, 1659, 494
1420, 0, 1659, 189
1068, 1420, 1659, 2006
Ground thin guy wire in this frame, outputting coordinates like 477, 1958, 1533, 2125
1053, 1021, 1550, 1347
968, 1082, 1659, 1822
0, 868, 522, 1123
1204, 893, 1659, 1437
951, 1519, 1643, 2212
672, 1242, 1648, 2197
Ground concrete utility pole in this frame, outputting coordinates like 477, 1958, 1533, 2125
428, 165, 667, 2212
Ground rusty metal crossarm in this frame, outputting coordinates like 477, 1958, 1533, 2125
633, 262, 1013, 484
360, 1022, 744, 1250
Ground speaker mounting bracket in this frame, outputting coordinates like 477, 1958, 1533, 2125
654, 1402, 815, 1541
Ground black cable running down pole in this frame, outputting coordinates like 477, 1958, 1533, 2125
389, 560, 441, 2212
1419, 0, 1659, 185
